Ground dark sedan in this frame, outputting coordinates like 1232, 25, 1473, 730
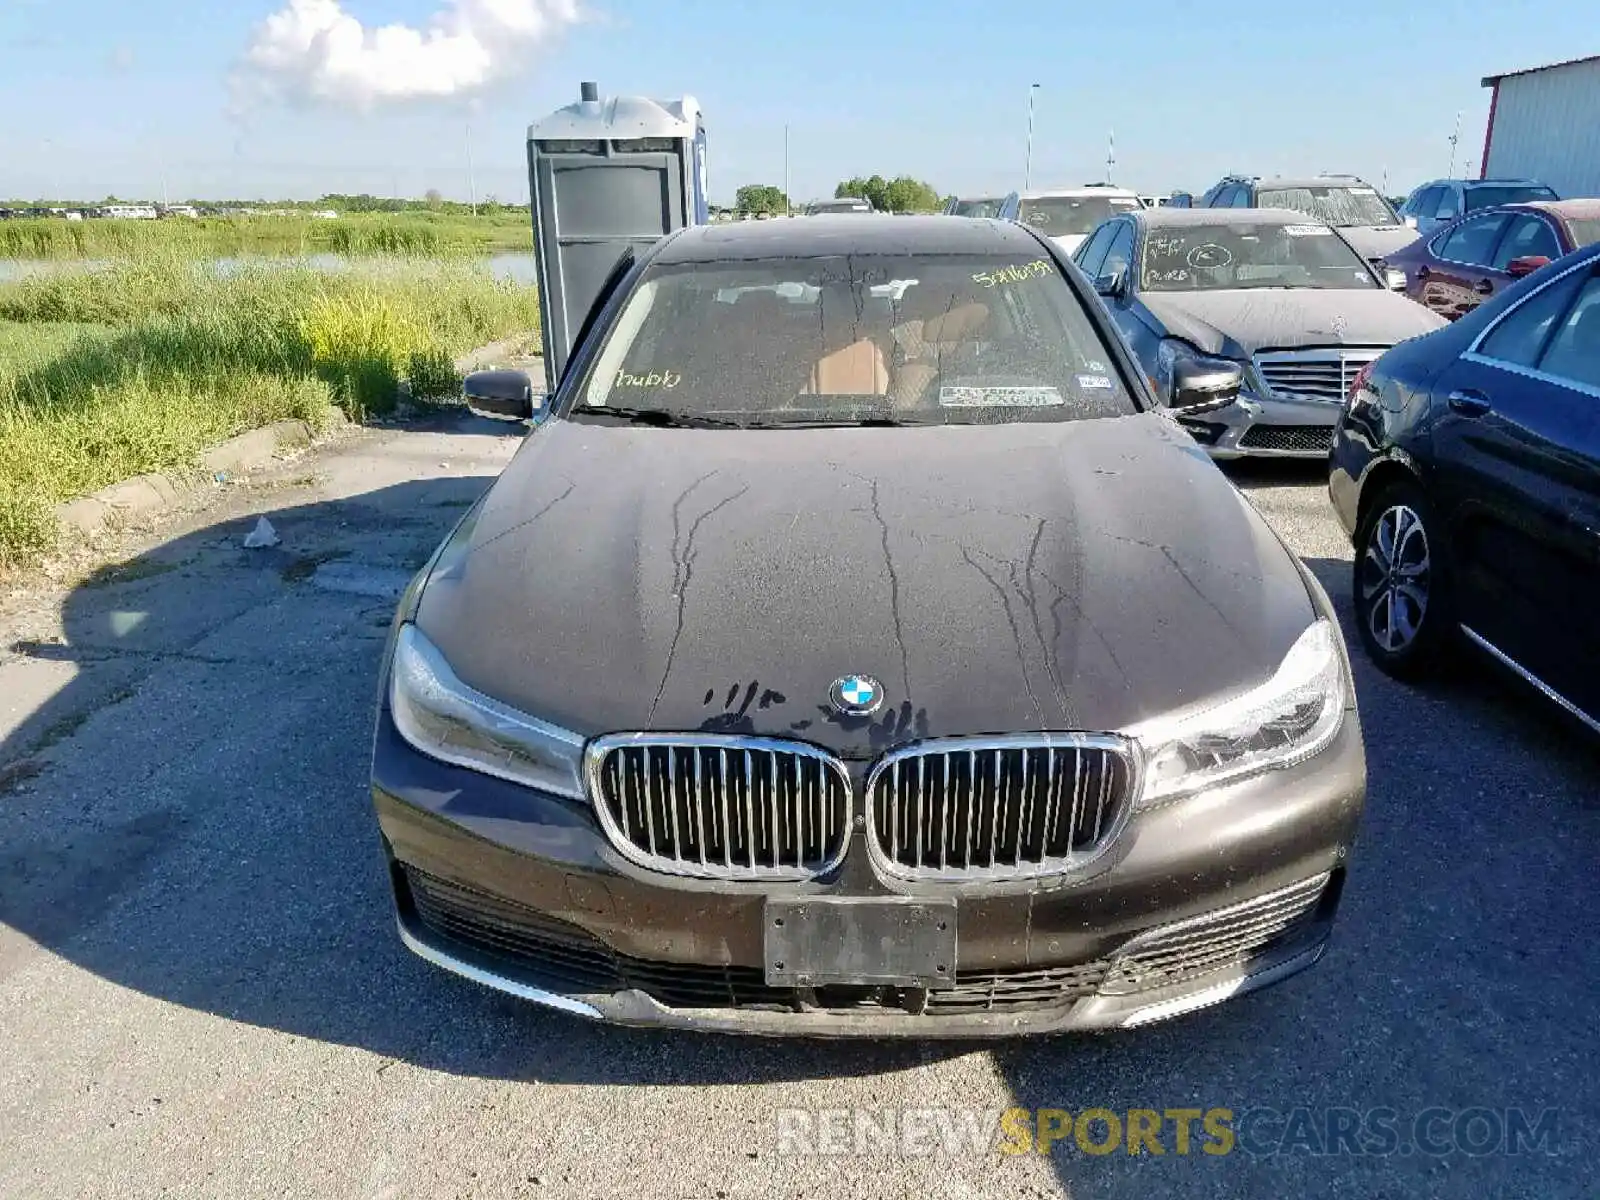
1330, 241, 1600, 731
372, 215, 1366, 1036
1381, 200, 1600, 321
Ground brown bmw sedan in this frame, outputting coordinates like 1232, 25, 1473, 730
370, 215, 1365, 1035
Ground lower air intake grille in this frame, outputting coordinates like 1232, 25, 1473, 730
1099, 872, 1332, 994
402, 867, 1110, 1014
1237, 424, 1335, 453
586, 735, 852, 881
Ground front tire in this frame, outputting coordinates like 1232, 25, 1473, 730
1352, 481, 1453, 679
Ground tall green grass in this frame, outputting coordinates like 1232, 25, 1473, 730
0, 211, 533, 260
0, 253, 541, 566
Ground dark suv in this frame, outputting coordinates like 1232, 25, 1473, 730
1200, 174, 1418, 266
1397, 178, 1559, 237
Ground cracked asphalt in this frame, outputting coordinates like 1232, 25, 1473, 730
1, 416, 1596, 1199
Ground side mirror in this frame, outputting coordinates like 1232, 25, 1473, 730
1094, 269, 1128, 301
1170, 358, 1243, 414
1506, 255, 1551, 278
463, 368, 539, 423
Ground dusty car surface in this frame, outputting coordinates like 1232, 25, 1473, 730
370, 215, 1367, 1035
996, 185, 1145, 255
1200, 174, 1420, 266
1074, 207, 1447, 458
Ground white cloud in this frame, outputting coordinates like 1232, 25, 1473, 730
236, 0, 582, 109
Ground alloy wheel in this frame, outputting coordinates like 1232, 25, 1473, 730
1359, 504, 1431, 654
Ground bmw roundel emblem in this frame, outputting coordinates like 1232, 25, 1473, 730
829, 674, 884, 717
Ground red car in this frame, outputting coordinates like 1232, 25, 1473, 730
1381, 199, 1600, 320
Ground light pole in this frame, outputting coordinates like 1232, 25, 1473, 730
466, 122, 478, 216
784, 124, 791, 216
1024, 83, 1040, 190
1446, 110, 1462, 177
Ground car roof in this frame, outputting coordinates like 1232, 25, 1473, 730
654, 214, 1041, 262
1417, 177, 1550, 188
1251, 177, 1378, 191
1132, 206, 1330, 229
1522, 198, 1600, 220
1017, 186, 1140, 198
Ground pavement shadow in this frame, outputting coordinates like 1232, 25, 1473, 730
0, 450, 953, 1088
992, 553, 1600, 1197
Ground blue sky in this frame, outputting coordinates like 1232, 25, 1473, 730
0, 0, 1593, 205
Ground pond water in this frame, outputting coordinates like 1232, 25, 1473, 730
0, 253, 540, 285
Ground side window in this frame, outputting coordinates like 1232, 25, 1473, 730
1438, 214, 1510, 266
1075, 223, 1116, 279
1201, 184, 1227, 207
1412, 187, 1444, 218
1476, 269, 1587, 368
1490, 216, 1562, 269
1100, 222, 1137, 281
1433, 186, 1462, 220
1536, 274, 1600, 389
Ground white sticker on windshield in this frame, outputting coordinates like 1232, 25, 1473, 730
1076, 374, 1113, 390
1284, 224, 1333, 236
1350, 187, 1377, 195
939, 386, 1065, 408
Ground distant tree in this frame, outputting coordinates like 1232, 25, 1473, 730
735, 184, 789, 215
424, 188, 444, 208
834, 174, 941, 213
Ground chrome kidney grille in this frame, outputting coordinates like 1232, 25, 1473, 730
1254, 347, 1385, 403
865, 735, 1138, 881
585, 735, 852, 881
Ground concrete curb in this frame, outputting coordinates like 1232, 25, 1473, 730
53, 408, 349, 539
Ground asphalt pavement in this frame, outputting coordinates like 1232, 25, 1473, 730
0, 416, 1595, 1200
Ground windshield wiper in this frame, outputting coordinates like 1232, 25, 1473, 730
756, 414, 935, 428
568, 405, 746, 429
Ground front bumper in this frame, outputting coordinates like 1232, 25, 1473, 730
1176, 392, 1344, 460
371, 698, 1365, 1036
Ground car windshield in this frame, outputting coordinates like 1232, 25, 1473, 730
952, 198, 1002, 217
1140, 222, 1380, 292
1018, 195, 1143, 236
1256, 185, 1399, 227
1564, 218, 1600, 249
573, 254, 1139, 427
1466, 185, 1559, 210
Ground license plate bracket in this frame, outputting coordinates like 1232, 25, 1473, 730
763, 897, 957, 988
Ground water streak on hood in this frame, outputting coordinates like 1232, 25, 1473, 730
416, 414, 1316, 760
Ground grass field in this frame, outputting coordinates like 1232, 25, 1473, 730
0, 210, 534, 260
0, 252, 540, 566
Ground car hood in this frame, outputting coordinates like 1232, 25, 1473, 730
1336, 224, 1420, 261
415, 414, 1316, 760
1139, 286, 1447, 357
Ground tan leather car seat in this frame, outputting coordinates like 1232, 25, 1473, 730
889, 301, 991, 408
805, 338, 890, 395
801, 285, 891, 395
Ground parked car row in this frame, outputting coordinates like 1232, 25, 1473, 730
942, 169, 1595, 465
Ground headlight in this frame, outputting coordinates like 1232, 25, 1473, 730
1123, 619, 1346, 806
388, 623, 586, 798
1154, 339, 1248, 405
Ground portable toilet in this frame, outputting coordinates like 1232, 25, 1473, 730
527, 81, 707, 393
